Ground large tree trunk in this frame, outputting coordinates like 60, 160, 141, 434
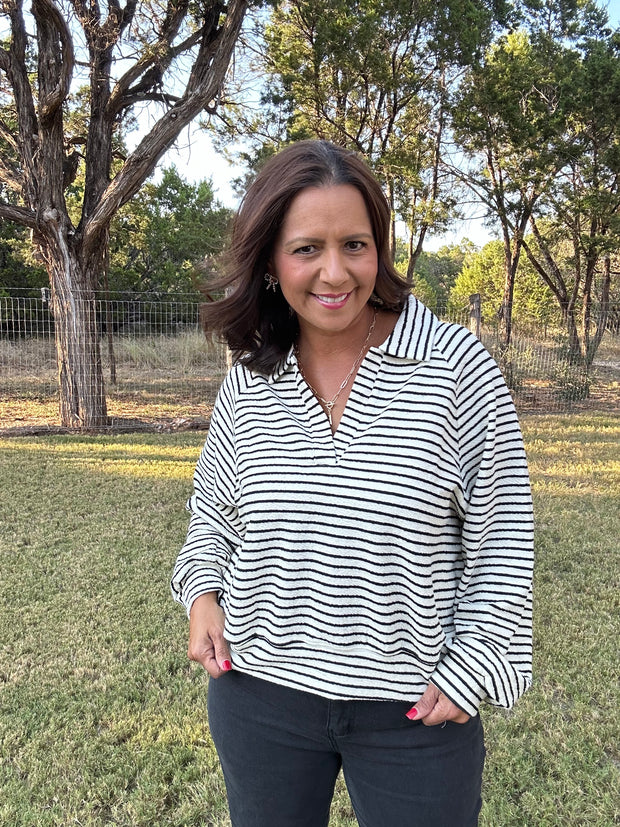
585, 254, 611, 367
499, 260, 515, 351
41, 214, 108, 428
498, 242, 519, 354
51, 273, 107, 428
565, 307, 583, 365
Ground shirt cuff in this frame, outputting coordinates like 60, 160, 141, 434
431, 635, 532, 717
430, 650, 488, 717
175, 569, 224, 617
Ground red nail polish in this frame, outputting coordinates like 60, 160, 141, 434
405, 707, 418, 720
222, 659, 232, 671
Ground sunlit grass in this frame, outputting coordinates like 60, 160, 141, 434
0, 384, 219, 431
477, 413, 620, 827
0, 414, 618, 826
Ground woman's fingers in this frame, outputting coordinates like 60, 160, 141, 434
188, 593, 232, 678
405, 683, 470, 726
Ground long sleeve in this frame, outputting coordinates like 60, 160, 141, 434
430, 336, 534, 717
170, 371, 245, 614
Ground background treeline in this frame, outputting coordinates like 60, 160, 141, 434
205, 0, 620, 364
0, 166, 230, 299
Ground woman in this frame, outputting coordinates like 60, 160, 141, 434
171, 140, 534, 826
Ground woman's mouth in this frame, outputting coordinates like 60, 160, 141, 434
313, 292, 350, 307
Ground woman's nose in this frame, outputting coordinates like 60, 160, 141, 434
319, 251, 347, 286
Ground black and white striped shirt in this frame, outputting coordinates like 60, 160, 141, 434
171, 296, 534, 716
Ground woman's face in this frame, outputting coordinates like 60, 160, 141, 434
271, 184, 378, 342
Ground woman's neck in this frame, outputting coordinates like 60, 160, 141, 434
296, 305, 377, 363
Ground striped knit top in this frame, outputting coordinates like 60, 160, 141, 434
171, 296, 534, 717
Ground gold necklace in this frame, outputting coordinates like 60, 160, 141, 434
295, 310, 377, 427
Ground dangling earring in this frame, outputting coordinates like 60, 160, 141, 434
264, 272, 279, 292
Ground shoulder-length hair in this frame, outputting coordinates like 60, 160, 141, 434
202, 139, 410, 374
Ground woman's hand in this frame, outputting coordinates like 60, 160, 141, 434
188, 592, 232, 678
405, 683, 470, 726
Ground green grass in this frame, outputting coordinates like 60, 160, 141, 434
0, 414, 618, 826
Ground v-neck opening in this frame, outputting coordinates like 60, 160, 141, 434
294, 348, 383, 462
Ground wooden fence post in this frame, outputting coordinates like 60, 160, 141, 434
469, 293, 481, 339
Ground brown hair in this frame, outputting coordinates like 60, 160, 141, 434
202, 139, 410, 374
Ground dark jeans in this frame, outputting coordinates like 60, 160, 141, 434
207, 670, 485, 827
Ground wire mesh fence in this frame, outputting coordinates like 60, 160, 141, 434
1, 288, 618, 432
1, 289, 228, 431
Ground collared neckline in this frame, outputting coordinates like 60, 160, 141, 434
267, 295, 438, 384
378, 295, 438, 361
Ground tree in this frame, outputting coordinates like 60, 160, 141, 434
448, 239, 556, 329
451, 26, 568, 350
410, 241, 475, 309
209, 0, 507, 271
109, 166, 231, 295
0, 0, 248, 427
450, 0, 615, 363
520, 32, 620, 367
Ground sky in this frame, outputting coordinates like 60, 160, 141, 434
144, 0, 620, 251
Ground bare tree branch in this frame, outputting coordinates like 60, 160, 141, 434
0, 45, 10, 74
117, 90, 181, 110
82, 0, 248, 258
0, 117, 19, 152
0, 201, 38, 228
32, 0, 75, 123
0, 153, 22, 192
118, 0, 139, 35
108, 27, 203, 116
186, 2, 226, 95
2, 0, 39, 206
0, 172, 22, 194
107, 0, 194, 116
99, 0, 138, 44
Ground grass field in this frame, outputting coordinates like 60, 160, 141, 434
0, 414, 618, 826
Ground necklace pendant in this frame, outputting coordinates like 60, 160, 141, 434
323, 400, 335, 427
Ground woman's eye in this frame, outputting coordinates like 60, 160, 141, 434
346, 241, 366, 251
294, 245, 316, 254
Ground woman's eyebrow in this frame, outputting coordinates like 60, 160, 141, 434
283, 231, 374, 245
282, 236, 321, 245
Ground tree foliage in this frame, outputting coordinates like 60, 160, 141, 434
403, 241, 475, 311
195, 0, 619, 368
210, 0, 507, 273
109, 167, 231, 295
0, 163, 230, 296
451, 0, 618, 364
520, 31, 620, 364
0, 220, 46, 292
449, 239, 556, 328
